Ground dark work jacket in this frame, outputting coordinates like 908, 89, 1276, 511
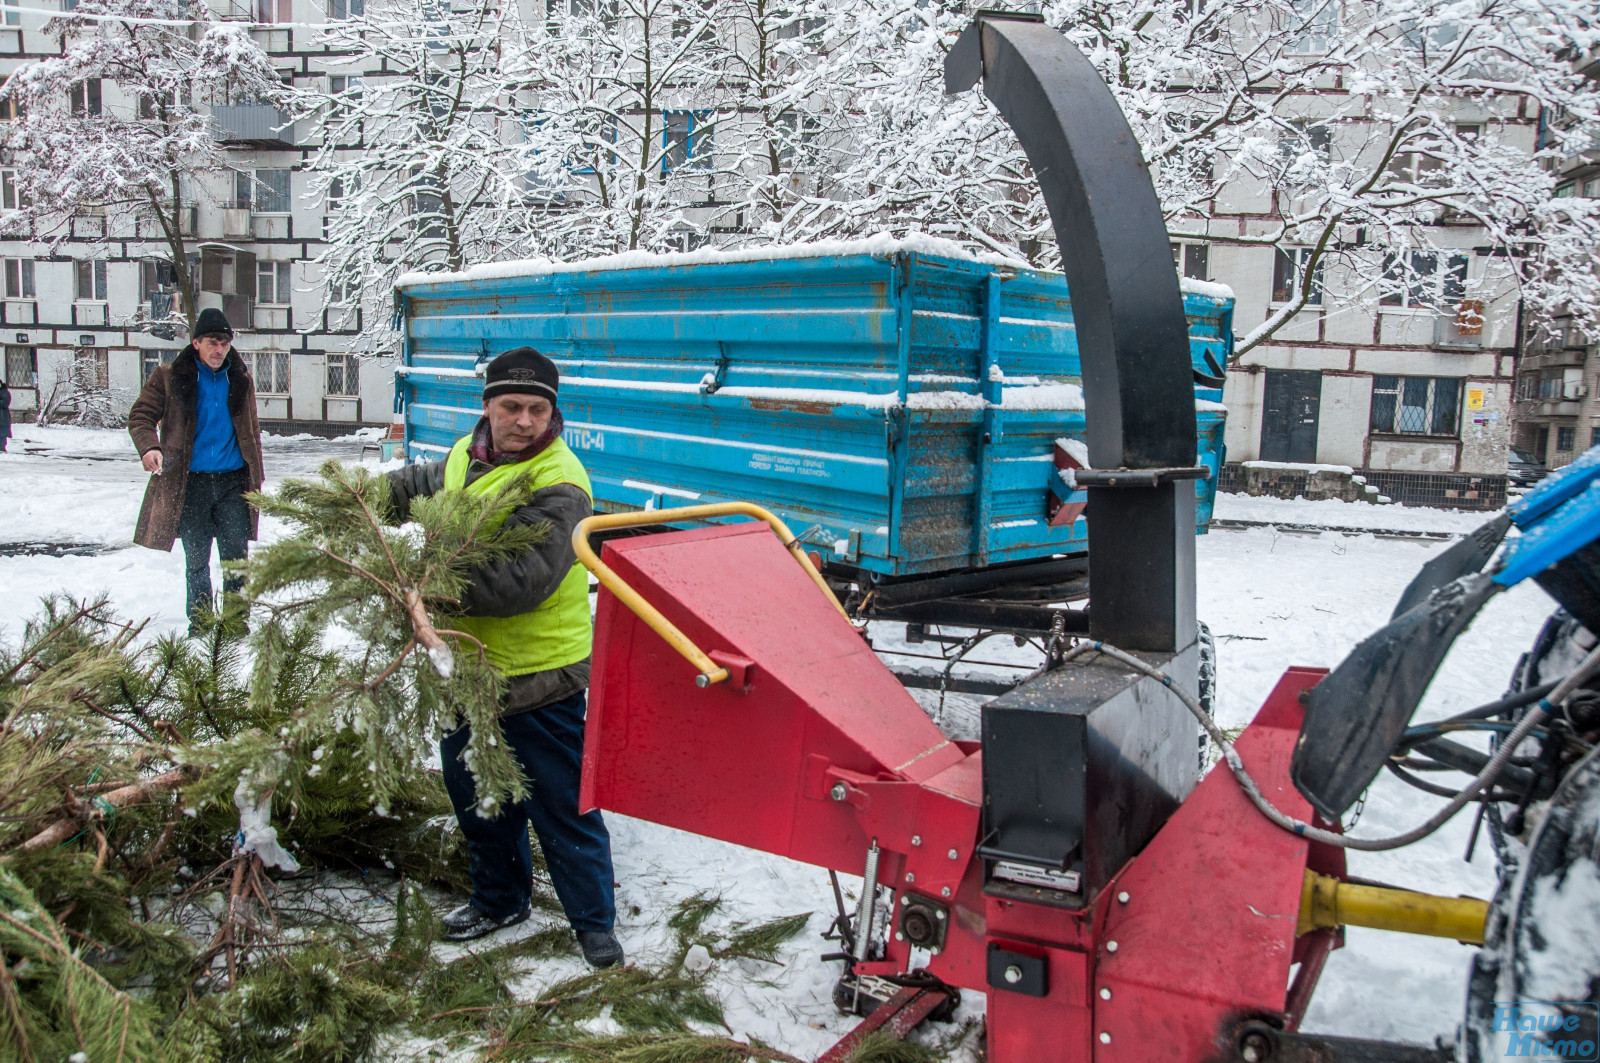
128, 348, 264, 551
387, 451, 593, 712
0, 383, 11, 441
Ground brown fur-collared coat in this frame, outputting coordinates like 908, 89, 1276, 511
127, 348, 263, 551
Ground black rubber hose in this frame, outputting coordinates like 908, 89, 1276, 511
1437, 681, 1558, 725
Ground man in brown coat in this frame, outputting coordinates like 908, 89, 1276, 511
128, 308, 264, 634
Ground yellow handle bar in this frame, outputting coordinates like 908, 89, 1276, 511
571, 502, 850, 687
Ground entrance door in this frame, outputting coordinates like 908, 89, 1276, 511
1260, 369, 1322, 463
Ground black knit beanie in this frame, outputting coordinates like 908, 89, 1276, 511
483, 347, 559, 403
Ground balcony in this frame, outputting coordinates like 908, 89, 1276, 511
1536, 399, 1584, 418
221, 207, 252, 238
72, 301, 109, 327
211, 104, 295, 146
253, 305, 290, 331
253, 214, 291, 239
249, 27, 291, 53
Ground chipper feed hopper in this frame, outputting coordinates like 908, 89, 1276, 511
571, 13, 1600, 1063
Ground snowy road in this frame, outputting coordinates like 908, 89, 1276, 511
0, 424, 1556, 1056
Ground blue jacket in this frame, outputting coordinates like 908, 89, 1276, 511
188, 359, 244, 473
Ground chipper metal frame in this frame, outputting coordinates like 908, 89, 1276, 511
570, 14, 1487, 1062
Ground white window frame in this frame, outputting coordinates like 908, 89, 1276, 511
256, 260, 293, 305
5, 345, 35, 387
326, 352, 360, 396
1271, 247, 1323, 305
75, 259, 108, 301
241, 350, 290, 394
4, 257, 35, 298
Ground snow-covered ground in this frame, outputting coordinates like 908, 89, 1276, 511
1211, 489, 1493, 536
0, 425, 1554, 1055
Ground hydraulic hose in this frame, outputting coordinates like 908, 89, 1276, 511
1059, 640, 1600, 852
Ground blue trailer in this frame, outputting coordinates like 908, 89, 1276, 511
394, 239, 1230, 616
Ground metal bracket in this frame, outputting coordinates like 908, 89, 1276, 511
1070, 466, 1212, 488
986, 943, 1048, 997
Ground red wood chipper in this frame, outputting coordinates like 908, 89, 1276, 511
568, 13, 1600, 1062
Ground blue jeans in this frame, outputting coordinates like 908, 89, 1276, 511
177, 468, 250, 623
439, 690, 616, 932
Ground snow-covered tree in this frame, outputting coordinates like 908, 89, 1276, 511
763, 0, 1600, 354
297, 0, 536, 340
0, 0, 286, 331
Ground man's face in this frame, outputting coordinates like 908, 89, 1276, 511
195, 334, 231, 370
485, 393, 554, 453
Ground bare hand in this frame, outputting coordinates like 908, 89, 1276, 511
142, 450, 164, 475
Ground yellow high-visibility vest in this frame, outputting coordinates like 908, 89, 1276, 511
442, 435, 593, 678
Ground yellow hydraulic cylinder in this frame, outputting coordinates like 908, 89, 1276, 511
1296, 870, 1489, 944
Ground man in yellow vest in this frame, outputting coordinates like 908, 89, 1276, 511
387, 347, 621, 965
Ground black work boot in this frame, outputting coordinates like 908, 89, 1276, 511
576, 929, 624, 969
441, 904, 530, 942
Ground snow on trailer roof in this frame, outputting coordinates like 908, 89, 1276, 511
394, 231, 1237, 303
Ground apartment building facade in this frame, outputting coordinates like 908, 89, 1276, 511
1199, 97, 1532, 510
0, 0, 389, 435
1512, 47, 1600, 471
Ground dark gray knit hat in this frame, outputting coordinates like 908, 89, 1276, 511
483, 347, 558, 403
193, 307, 233, 339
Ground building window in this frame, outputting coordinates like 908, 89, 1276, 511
1, 169, 26, 210
1172, 241, 1210, 281
1271, 247, 1323, 304
326, 352, 359, 396
328, 0, 363, 16
1554, 182, 1576, 199
257, 260, 292, 304
1556, 426, 1577, 453
256, 0, 290, 22
1278, 119, 1330, 160
1592, 426, 1600, 449
3, 0, 19, 26
4, 258, 35, 298
246, 169, 292, 213
662, 110, 713, 173
240, 350, 290, 394
775, 111, 821, 167
76, 259, 108, 301
1285, 0, 1338, 53
141, 348, 176, 383
75, 347, 108, 390
5, 345, 35, 386
1585, 177, 1600, 199
70, 79, 102, 117
1370, 376, 1462, 437
328, 75, 363, 104
1379, 251, 1467, 309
